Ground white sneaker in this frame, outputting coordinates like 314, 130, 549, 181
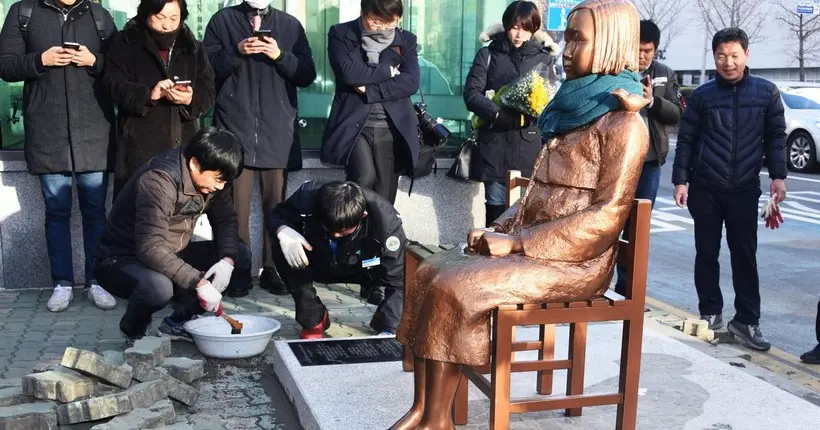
88, 283, 116, 310
47, 285, 74, 312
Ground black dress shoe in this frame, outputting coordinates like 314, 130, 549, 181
801, 344, 820, 364
225, 285, 250, 298
260, 267, 289, 296
367, 287, 384, 306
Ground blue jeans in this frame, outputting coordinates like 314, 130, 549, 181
484, 181, 506, 206
39, 172, 108, 285
615, 162, 661, 295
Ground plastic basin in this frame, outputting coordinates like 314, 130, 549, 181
183, 315, 281, 359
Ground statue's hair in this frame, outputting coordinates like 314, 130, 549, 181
569, 0, 640, 74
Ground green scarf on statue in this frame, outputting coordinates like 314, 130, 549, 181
537, 70, 643, 140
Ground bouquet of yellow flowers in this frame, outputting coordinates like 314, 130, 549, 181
472, 62, 557, 130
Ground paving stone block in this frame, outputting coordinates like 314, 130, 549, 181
55, 380, 166, 425
159, 358, 204, 384
31, 361, 62, 374
0, 385, 31, 408
123, 338, 171, 369
100, 351, 124, 366
21, 370, 97, 403
60, 348, 133, 389
89, 399, 176, 430
163, 375, 198, 407
127, 380, 169, 409
130, 363, 164, 383
55, 391, 131, 425
0, 401, 58, 430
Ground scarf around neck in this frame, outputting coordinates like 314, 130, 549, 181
358, 18, 395, 64
537, 70, 643, 140
148, 26, 179, 50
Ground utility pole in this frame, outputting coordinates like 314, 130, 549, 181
799, 13, 806, 82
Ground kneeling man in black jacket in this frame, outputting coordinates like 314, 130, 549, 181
267, 181, 406, 339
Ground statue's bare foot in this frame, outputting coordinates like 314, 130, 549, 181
416, 422, 455, 430
387, 408, 423, 430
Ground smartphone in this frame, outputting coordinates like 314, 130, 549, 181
254, 29, 271, 39
642, 75, 651, 86
173, 80, 192, 89
62, 42, 81, 51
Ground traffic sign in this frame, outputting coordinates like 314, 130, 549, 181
546, 0, 583, 31
796, 5, 817, 14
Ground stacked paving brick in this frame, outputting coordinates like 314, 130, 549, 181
0, 336, 206, 430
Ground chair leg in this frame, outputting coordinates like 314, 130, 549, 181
452, 373, 469, 425
565, 322, 587, 417
489, 310, 512, 430
616, 317, 645, 430
536, 324, 555, 395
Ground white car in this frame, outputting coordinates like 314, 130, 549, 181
771, 81, 820, 173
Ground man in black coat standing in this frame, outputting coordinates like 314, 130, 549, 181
203, 0, 316, 298
268, 181, 406, 339
0, 0, 117, 313
321, 0, 420, 206
673, 28, 787, 352
614, 20, 682, 295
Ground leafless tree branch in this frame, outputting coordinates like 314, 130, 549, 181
633, 0, 688, 51
696, 0, 768, 43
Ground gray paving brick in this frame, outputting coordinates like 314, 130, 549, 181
60, 348, 133, 389
0, 385, 31, 407
0, 401, 58, 430
89, 399, 176, 430
55, 380, 167, 425
124, 337, 171, 369
160, 358, 204, 384
22, 370, 97, 403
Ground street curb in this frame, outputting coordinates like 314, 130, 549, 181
644, 295, 820, 395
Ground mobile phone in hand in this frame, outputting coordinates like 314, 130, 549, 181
62, 42, 81, 51
254, 30, 271, 39
173, 79, 192, 89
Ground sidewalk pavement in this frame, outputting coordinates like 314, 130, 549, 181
0, 282, 380, 429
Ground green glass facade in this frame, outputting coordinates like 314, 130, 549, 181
0, 0, 528, 151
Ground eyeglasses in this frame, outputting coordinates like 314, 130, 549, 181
365, 15, 400, 30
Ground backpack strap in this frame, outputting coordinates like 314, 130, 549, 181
17, 0, 35, 35
88, 2, 109, 40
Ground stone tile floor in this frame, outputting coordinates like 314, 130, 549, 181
0, 282, 378, 429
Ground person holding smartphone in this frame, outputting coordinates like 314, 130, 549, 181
103, 0, 215, 201
0, 0, 118, 312
204, 0, 316, 298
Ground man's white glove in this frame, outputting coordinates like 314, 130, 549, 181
204, 259, 234, 293
277, 226, 312, 269
196, 281, 222, 313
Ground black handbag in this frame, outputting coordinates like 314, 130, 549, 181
446, 131, 477, 182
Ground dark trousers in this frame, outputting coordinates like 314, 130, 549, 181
687, 186, 762, 325
234, 167, 288, 269
815, 300, 820, 343
270, 235, 402, 332
39, 172, 108, 285
95, 241, 252, 338
346, 125, 401, 205
615, 162, 661, 295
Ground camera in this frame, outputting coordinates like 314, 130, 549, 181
414, 101, 451, 145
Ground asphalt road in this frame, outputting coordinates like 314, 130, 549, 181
649, 138, 820, 358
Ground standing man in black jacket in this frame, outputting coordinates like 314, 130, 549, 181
614, 19, 682, 295
267, 181, 406, 339
321, 0, 421, 206
203, 0, 316, 298
0, 0, 118, 313
673, 28, 787, 352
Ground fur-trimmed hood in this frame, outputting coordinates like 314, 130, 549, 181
480, 23, 560, 56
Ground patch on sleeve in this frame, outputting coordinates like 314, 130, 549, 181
385, 236, 401, 252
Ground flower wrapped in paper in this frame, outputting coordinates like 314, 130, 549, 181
472, 62, 557, 129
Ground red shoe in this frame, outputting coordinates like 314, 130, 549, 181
300, 311, 330, 340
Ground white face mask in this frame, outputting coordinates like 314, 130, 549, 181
245, 0, 271, 9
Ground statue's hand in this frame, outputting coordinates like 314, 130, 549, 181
467, 228, 494, 251
478, 232, 523, 257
